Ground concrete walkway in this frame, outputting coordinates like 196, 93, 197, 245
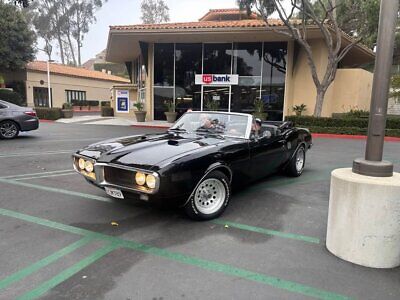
55, 116, 172, 128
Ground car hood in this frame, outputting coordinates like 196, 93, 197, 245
78, 132, 226, 170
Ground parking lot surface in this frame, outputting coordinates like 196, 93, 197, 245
0, 122, 399, 300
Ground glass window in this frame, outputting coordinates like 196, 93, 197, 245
33, 87, 51, 107
65, 90, 86, 104
233, 42, 262, 76
261, 42, 287, 121
175, 43, 202, 117
154, 43, 174, 86
203, 43, 233, 74
231, 85, 262, 114
154, 87, 173, 120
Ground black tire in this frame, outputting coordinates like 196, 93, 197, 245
286, 145, 306, 177
0, 120, 20, 139
184, 170, 231, 221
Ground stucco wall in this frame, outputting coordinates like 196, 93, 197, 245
289, 40, 373, 116
26, 71, 121, 108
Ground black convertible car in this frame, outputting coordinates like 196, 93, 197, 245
73, 112, 312, 220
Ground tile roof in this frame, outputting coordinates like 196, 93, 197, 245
26, 61, 130, 83
110, 19, 285, 31
199, 8, 258, 21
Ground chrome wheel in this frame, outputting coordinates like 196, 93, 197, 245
296, 148, 305, 173
194, 178, 226, 215
0, 122, 18, 138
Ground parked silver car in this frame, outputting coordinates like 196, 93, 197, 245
0, 100, 39, 139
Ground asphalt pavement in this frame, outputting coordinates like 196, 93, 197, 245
0, 122, 399, 300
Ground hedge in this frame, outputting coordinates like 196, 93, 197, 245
101, 106, 114, 117
286, 116, 400, 130
34, 107, 62, 120
304, 126, 400, 137
0, 89, 24, 106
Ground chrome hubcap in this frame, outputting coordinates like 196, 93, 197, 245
296, 148, 305, 172
0, 122, 17, 138
194, 178, 226, 214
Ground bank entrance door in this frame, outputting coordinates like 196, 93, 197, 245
202, 86, 231, 112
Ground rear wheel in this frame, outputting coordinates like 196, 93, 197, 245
286, 145, 305, 177
0, 120, 19, 139
184, 170, 231, 221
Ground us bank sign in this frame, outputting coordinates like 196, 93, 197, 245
195, 74, 239, 85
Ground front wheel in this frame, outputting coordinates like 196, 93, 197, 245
184, 170, 231, 221
286, 146, 306, 177
0, 120, 19, 139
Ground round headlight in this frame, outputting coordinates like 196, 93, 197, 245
146, 174, 156, 189
78, 158, 85, 170
84, 161, 94, 173
135, 172, 146, 186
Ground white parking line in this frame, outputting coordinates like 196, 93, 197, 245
0, 150, 74, 158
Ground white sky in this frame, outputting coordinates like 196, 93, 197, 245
35, 0, 239, 63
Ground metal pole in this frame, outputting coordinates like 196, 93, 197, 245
47, 60, 52, 108
352, 0, 398, 177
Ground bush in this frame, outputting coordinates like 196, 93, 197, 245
0, 89, 24, 106
87, 100, 99, 107
306, 126, 400, 138
101, 106, 114, 117
285, 116, 400, 130
34, 107, 62, 120
101, 101, 111, 107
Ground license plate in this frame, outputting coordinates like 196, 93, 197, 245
105, 187, 124, 199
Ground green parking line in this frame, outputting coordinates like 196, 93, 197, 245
17, 243, 119, 300
0, 150, 73, 158
0, 208, 350, 300
0, 237, 93, 291
0, 170, 73, 180
0, 176, 321, 246
14, 172, 75, 181
212, 220, 320, 244
0, 179, 112, 203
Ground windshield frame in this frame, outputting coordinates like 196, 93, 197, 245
170, 111, 253, 140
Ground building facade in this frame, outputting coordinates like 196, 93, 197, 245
106, 9, 375, 121
2, 61, 130, 108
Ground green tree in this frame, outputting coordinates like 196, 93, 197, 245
28, 0, 105, 66
0, 2, 35, 71
238, 0, 361, 116
141, 0, 170, 24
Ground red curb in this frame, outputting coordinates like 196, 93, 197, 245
39, 119, 55, 123
312, 133, 400, 142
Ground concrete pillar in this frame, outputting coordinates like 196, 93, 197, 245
326, 168, 400, 268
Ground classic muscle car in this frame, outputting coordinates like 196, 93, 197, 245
73, 111, 312, 220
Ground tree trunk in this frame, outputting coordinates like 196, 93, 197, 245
66, 33, 77, 66
56, 35, 65, 64
76, 10, 81, 66
314, 88, 327, 117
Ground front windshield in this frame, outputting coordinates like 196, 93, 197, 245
171, 112, 250, 138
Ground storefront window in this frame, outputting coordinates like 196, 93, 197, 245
154, 87, 173, 120
261, 42, 287, 120
233, 42, 262, 76
175, 43, 202, 117
203, 43, 233, 74
154, 43, 174, 86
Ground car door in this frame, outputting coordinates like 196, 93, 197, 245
249, 132, 287, 180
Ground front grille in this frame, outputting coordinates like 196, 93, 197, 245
104, 166, 134, 187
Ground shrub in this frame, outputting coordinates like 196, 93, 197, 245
62, 102, 72, 109
306, 126, 400, 138
87, 100, 99, 107
34, 107, 62, 120
101, 106, 114, 117
0, 89, 24, 106
101, 101, 111, 107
